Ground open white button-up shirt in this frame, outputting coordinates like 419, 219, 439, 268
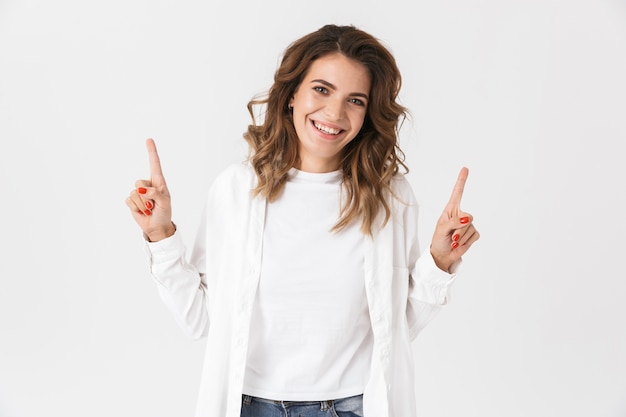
145, 162, 457, 417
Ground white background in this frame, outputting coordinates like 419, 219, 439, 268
1, 0, 625, 416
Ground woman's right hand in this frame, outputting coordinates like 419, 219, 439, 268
125, 138, 176, 242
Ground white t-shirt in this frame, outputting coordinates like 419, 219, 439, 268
243, 168, 372, 401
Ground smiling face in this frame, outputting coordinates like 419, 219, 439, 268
289, 53, 371, 173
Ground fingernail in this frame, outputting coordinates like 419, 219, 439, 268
145, 201, 153, 209
137, 210, 144, 215
460, 216, 469, 224
453, 234, 460, 242
138, 187, 147, 195
451, 241, 459, 249
144, 209, 151, 216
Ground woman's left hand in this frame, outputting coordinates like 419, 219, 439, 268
430, 167, 480, 272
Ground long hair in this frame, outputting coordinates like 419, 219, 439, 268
244, 24, 409, 235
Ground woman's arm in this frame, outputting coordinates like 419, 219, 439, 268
127, 138, 209, 340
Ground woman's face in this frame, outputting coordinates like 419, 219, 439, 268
289, 53, 371, 173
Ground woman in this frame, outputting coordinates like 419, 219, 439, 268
126, 24, 479, 417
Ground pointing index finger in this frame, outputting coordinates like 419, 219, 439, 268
146, 138, 165, 184
447, 166, 469, 208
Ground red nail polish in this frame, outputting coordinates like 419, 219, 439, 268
144, 209, 151, 216
453, 234, 460, 242
145, 201, 153, 209
138, 187, 147, 194
451, 241, 459, 249
460, 216, 469, 224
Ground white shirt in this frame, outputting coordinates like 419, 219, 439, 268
244, 168, 371, 400
145, 162, 457, 417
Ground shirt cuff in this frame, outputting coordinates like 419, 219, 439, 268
412, 253, 461, 305
143, 230, 186, 265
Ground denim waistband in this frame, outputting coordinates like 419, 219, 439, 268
242, 395, 334, 408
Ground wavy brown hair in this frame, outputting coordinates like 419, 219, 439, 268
244, 24, 409, 235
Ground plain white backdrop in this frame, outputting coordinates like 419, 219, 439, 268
1, 0, 625, 416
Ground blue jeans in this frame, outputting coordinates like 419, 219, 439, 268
240, 394, 363, 417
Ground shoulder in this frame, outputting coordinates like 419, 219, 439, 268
389, 172, 417, 206
204, 161, 263, 214
209, 161, 256, 194
202, 162, 261, 233
213, 161, 255, 185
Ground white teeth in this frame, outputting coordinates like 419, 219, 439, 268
314, 122, 340, 135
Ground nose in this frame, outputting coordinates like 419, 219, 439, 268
324, 97, 345, 121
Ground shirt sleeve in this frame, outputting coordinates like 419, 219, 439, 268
392, 174, 460, 340
144, 224, 209, 340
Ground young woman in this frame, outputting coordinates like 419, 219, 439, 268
126, 24, 479, 417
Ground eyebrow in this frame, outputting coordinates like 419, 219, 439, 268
310, 79, 369, 101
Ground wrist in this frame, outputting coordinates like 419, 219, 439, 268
145, 222, 177, 242
430, 248, 452, 273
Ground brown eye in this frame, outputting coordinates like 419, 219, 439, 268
350, 98, 365, 106
313, 86, 329, 94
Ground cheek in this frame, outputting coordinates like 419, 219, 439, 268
352, 111, 367, 131
293, 107, 309, 127
294, 91, 316, 109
